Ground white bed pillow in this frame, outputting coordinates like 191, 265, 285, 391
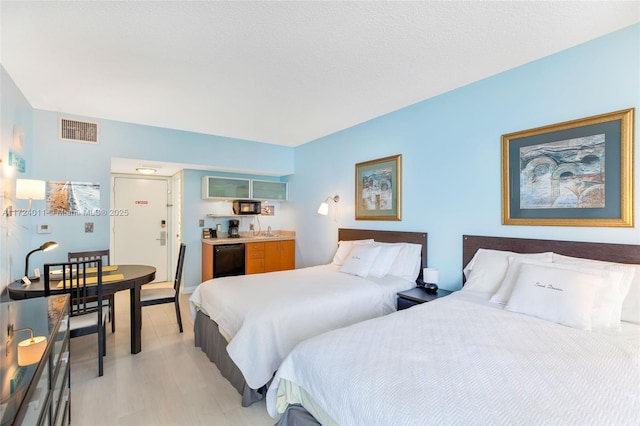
494, 257, 626, 329
387, 243, 422, 282
340, 245, 381, 277
553, 253, 638, 325
462, 249, 553, 294
332, 239, 374, 266
368, 243, 402, 278
505, 263, 606, 330
490, 256, 552, 304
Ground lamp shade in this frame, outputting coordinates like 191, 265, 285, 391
40, 241, 59, 252
423, 267, 439, 284
317, 202, 329, 215
25, 241, 59, 278
16, 179, 45, 200
18, 335, 47, 366
317, 195, 339, 216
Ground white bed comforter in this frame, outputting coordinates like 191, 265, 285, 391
267, 291, 640, 425
189, 264, 412, 389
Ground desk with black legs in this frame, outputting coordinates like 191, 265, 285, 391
7, 264, 156, 354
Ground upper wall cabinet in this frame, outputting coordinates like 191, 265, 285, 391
202, 176, 250, 199
252, 179, 288, 201
202, 176, 288, 201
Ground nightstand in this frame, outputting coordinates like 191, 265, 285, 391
397, 287, 452, 310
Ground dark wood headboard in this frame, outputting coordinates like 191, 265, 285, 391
339, 228, 428, 279
463, 235, 640, 270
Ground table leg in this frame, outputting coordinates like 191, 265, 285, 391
130, 285, 142, 354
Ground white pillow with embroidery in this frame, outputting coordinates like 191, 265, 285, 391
505, 263, 607, 330
495, 257, 625, 329
490, 256, 553, 305
332, 239, 374, 266
340, 245, 381, 277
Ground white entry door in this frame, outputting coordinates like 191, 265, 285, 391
112, 176, 169, 282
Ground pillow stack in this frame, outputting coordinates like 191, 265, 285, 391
332, 239, 422, 281
462, 249, 637, 331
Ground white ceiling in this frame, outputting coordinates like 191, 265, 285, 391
2, 1, 639, 174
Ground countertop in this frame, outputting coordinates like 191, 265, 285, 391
202, 230, 295, 245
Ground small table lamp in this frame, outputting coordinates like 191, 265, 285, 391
10, 326, 48, 366
25, 241, 59, 281
422, 267, 439, 293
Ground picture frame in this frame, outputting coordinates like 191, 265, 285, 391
355, 154, 402, 221
502, 108, 634, 227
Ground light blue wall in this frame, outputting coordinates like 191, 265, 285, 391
292, 24, 640, 291
1, 68, 35, 293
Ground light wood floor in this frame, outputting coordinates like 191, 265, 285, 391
69, 291, 274, 425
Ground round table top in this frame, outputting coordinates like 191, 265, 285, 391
8, 264, 157, 300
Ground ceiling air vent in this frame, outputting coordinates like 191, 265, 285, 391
59, 118, 99, 144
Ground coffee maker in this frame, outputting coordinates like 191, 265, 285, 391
228, 219, 240, 238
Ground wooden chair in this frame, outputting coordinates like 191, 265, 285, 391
44, 259, 108, 377
68, 250, 115, 333
140, 243, 186, 332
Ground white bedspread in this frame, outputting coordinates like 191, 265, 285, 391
189, 264, 412, 389
267, 291, 640, 425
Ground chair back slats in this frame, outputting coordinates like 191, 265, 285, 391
68, 249, 110, 267
44, 259, 103, 317
173, 243, 187, 293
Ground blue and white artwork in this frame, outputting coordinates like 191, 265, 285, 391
519, 134, 605, 209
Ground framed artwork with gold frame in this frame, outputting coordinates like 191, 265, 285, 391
502, 108, 634, 227
355, 154, 402, 221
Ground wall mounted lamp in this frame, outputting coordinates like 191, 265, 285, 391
16, 179, 46, 210
8, 325, 47, 366
317, 195, 340, 215
25, 241, 59, 281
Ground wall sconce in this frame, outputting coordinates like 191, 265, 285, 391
25, 241, 59, 281
317, 195, 340, 215
8, 325, 47, 366
16, 179, 46, 210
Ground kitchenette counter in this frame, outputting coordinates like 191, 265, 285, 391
202, 230, 296, 280
202, 230, 295, 245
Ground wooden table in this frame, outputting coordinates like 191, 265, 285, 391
7, 264, 156, 354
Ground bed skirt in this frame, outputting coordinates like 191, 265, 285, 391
275, 404, 322, 426
193, 310, 267, 407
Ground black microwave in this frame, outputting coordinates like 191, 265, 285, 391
233, 200, 261, 215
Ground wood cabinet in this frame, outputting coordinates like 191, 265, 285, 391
245, 240, 295, 274
202, 242, 214, 281
264, 240, 295, 272
245, 242, 265, 274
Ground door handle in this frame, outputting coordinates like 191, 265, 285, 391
156, 231, 167, 246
